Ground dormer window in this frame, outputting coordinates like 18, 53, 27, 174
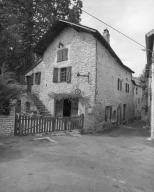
57, 48, 68, 62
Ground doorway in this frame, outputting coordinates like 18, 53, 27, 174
63, 99, 72, 117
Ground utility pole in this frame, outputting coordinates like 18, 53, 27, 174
150, 49, 154, 139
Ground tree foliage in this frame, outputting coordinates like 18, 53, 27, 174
0, 0, 83, 71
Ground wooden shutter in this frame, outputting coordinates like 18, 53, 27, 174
66, 66, 72, 83
57, 50, 62, 62
117, 79, 119, 90
63, 48, 68, 61
37, 72, 41, 85
55, 99, 63, 117
31, 73, 34, 85
53, 68, 58, 83
71, 99, 78, 116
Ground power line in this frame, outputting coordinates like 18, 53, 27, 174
71, 2, 147, 49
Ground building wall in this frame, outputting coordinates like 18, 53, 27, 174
95, 40, 134, 124
26, 27, 97, 117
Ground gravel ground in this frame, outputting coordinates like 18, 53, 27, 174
0, 121, 154, 192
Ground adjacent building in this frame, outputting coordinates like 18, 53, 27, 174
132, 77, 143, 119
145, 29, 154, 138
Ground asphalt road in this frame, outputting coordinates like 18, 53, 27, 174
0, 122, 154, 192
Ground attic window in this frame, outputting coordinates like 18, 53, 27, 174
57, 48, 68, 62
58, 42, 64, 48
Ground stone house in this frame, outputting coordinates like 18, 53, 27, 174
20, 20, 134, 131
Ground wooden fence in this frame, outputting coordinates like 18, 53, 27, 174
14, 114, 84, 136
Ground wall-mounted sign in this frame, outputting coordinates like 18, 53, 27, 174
75, 88, 81, 95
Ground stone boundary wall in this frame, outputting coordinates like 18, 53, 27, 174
0, 105, 15, 136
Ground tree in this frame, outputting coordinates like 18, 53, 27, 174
0, 0, 83, 72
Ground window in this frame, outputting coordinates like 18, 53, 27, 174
35, 72, 41, 85
125, 83, 129, 93
60, 68, 67, 82
105, 106, 112, 122
117, 78, 122, 91
53, 67, 72, 83
57, 48, 68, 62
136, 87, 138, 95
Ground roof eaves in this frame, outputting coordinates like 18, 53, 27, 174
94, 30, 134, 73
24, 58, 42, 75
35, 20, 134, 74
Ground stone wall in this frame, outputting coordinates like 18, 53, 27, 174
91, 40, 134, 131
25, 26, 135, 132
0, 104, 15, 136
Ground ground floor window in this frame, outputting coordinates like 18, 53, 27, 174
55, 98, 78, 117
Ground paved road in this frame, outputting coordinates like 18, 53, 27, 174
0, 123, 154, 192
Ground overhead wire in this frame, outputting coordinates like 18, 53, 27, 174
70, 1, 152, 53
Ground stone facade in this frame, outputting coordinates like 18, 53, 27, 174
24, 24, 134, 131
26, 28, 96, 118
0, 104, 15, 136
85, 40, 134, 131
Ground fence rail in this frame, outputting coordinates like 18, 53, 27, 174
14, 114, 84, 136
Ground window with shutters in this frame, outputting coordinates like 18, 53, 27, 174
35, 72, 41, 85
53, 67, 72, 83
57, 48, 68, 62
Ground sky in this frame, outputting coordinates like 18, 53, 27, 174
81, 0, 154, 76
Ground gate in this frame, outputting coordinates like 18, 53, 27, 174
14, 114, 84, 136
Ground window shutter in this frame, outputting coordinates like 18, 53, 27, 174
35, 73, 37, 85
63, 48, 68, 61
117, 79, 119, 90
57, 50, 62, 62
31, 74, 34, 85
66, 66, 72, 83
71, 99, 78, 116
38, 72, 41, 85
53, 68, 58, 83
55, 99, 63, 117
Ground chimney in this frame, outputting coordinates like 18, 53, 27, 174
103, 29, 110, 44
